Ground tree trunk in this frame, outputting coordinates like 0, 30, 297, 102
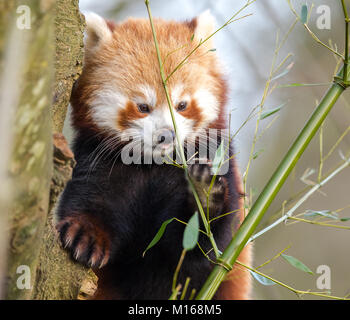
1, 0, 90, 300
32, 133, 92, 300
0, 2, 17, 297
32, 0, 91, 300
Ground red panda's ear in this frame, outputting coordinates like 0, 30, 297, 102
190, 10, 216, 49
84, 12, 113, 49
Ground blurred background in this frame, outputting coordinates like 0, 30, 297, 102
67, 0, 350, 299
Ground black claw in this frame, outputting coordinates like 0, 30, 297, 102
91, 245, 104, 268
70, 227, 84, 252
59, 222, 70, 246
78, 237, 95, 266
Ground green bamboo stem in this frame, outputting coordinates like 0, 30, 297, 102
341, 0, 349, 83
196, 68, 347, 300
196, 1, 350, 300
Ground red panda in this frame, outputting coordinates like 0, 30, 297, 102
56, 11, 252, 300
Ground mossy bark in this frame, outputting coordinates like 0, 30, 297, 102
32, 134, 90, 300
0, 0, 17, 299
1, 0, 89, 299
3, 0, 55, 300
52, 0, 85, 133
32, 0, 89, 300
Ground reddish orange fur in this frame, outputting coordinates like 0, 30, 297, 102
180, 99, 203, 128
56, 212, 112, 268
216, 163, 252, 300
71, 17, 226, 133
117, 101, 148, 130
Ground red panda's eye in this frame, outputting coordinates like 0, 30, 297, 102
176, 101, 187, 112
137, 103, 150, 113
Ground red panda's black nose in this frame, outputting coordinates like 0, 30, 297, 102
157, 128, 175, 144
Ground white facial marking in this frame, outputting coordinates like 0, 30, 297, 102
194, 89, 219, 123
171, 84, 185, 106
130, 106, 193, 151
90, 88, 127, 131
135, 84, 157, 107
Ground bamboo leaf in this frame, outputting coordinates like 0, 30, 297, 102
183, 212, 199, 250
143, 218, 174, 257
301, 4, 308, 24
260, 101, 288, 120
211, 141, 225, 175
277, 82, 331, 88
249, 270, 276, 286
281, 254, 314, 274
279, 82, 306, 88
253, 149, 264, 160
304, 210, 339, 220
271, 62, 294, 81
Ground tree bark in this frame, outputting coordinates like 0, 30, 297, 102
32, 134, 91, 300
1, 0, 89, 299
3, 0, 55, 300
52, 0, 85, 133
31, 0, 90, 300
0, 1, 17, 297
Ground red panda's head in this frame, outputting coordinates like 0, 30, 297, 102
71, 11, 228, 157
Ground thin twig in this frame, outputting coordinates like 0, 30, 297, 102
243, 31, 280, 214
255, 245, 291, 269
145, 0, 220, 257
288, 216, 350, 230
165, 0, 256, 82
236, 260, 350, 300
286, 0, 344, 60
323, 125, 350, 162
318, 122, 324, 183
180, 277, 191, 300
248, 157, 350, 243
172, 249, 186, 293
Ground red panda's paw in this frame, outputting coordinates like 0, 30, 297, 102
56, 214, 111, 269
188, 159, 227, 214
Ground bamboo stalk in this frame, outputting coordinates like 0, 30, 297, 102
341, 0, 349, 83
196, 66, 348, 299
